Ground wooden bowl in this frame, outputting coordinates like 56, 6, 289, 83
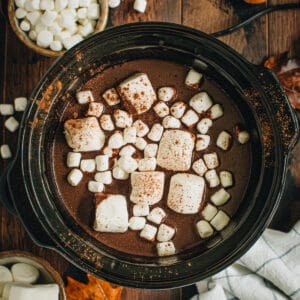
7, 0, 109, 57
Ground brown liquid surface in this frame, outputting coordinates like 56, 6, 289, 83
52, 59, 252, 257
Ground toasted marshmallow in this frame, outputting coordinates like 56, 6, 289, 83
67, 168, 83, 186
157, 224, 175, 242
14, 97, 27, 112
80, 159, 96, 172
144, 143, 158, 158
5, 116, 19, 132
210, 210, 230, 231
88, 181, 104, 193
157, 87, 176, 102
192, 158, 208, 177
189, 92, 213, 113
123, 126, 137, 144
117, 73, 156, 114
209, 104, 223, 120
86, 102, 104, 117
76, 90, 94, 104
112, 166, 129, 180
157, 130, 195, 171
100, 114, 115, 131
185, 69, 202, 89
138, 157, 157, 171
167, 173, 205, 214
147, 207, 166, 225
120, 145, 136, 157
95, 155, 109, 171
201, 203, 218, 221
133, 204, 150, 217
170, 102, 186, 120
140, 224, 157, 241
118, 156, 138, 173
211, 188, 231, 206
0, 104, 14, 116
113, 109, 133, 128
203, 152, 219, 169
238, 130, 250, 144
147, 123, 164, 142
196, 220, 214, 238
129, 217, 146, 230
220, 171, 233, 187
216, 131, 232, 151
197, 118, 213, 134
66, 152, 81, 167
133, 119, 149, 137
64, 117, 105, 152
181, 109, 199, 127
135, 137, 147, 150
94, 194, 128, 233
154, 101, 170, 118
108, 131, 124, 149
196, 134, 210, 151
95, 171, 112, 184
102, 88, 120, 106
157, 241, 176, 256
130, 171, 165, 205
0, 144, 12, 159
162, 116, 181, 129
205, 169, 220, 188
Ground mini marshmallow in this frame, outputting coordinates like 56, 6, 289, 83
201, 203, 218, 221
5, 116, 19, 132
238, 131, 250, 144
133, 0, 147, 13
140, 224, 157, 241
76, 90, 94, 104
189, 92, 213, 113
11, 263, 39, 283
129, 217, 146, 230
133, 204, 150, 217
216, 131, 232, 151
29, 30, 37, 40
15, 7, 27, 19
14, 97, 27, 111
40, 0, 54, 10
67, 168, 83, 186
95, 155, 109, 171
157, 224, 175, 242
68, 0, 79, 8
220, 171, 233, 188
211, 188, 231, 206
112, 166, 129, 180
196, 220, 214, 238
157, 241, 176, 256
118, 156, 138, 173
0, 104, 14, 116
135, 137, 147, 150
133, 119, 149, 137
67, 152, 81, 167
209, 104, 224, 120
162, 116, 181, 129
205, 169, 220, 188
170, 101, 186, 119
86, 102, 104, 117
63, 34, 83, 50
192, 158, 208, 177
88, 181, 104, 193
54, 30, 71, 42
20, 20, 30, 32
113, 109, 133, 128
203, 152, 219, 169
37, 30, 54, 48
147, 123, 164, 142
108, 0, 121, 8
40, 11, 58, 26
100, 114, 115, 131
147, 207, 166, 225
196, 134, 210, 151
103, 147, 113, 157
50, 40, 63, 51
181, 109, 199, 127
80, 159, 96, 172
26, 11, 41, 25
210, 210, 230, 231
153, 101, 170, 118
79, 0, 91, 6
123, 126, 137, 144
197, 118, 213, 134
138, 157, 157, 171
95, 171, 112, 184
79, 22, 94, 37
77, 7, 87, 18
144, 143, 158, 158
0, 145, 12, 159
102, 88, 120, 106
59, 9, 76, 28
120, 145, 136, 157
108, 132, 124, 149
24, 0, 38, 11
185, 69, 202, 89
157, 87, 176, 102
87, 3, 100, 19
15, 0, 26, 8
55, 0, 68, 10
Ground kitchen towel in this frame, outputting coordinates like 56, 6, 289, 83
191, 221, 300, 300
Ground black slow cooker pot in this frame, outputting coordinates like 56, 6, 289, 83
0, 23, 299, 289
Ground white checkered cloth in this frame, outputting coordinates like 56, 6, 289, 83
192, 221, 300, 300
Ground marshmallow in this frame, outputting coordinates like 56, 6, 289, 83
140, 224, 157, 241
192, 158, 208, 177
100, 114, 115, 131
54, 30, 71, 42
103, 146, 113, 157
153, 101, 170, 118
147, 207, 166, 225
196, 220, 214, 239
67, 168, 83, 186
113, 109, 133, 128
49, 22, 62, 35
76, 90, 94, 104
80, 159, 96, 172
185, 69, 202, 89
157, 224, 175, 242
40, 11, 58, 26
197, 118, 213, 134
11, 263, 39, 284
64, 117, 105, 152
211, 188, 231, 206
127, 216, 146, 231
133, 204, 149, 217
118, 156, 138, 173
144, 143, 158, 158
95, 155, 109, 171
86, 102, 104, 117
63, 34, 83, 50
59, 9, 76, 28
112, 166, 129, 180
156, 241, 176, 256
95, 171, 112, 184
26, 11, 41, 25
181, 109, 199, 127
0, 104, 14, 116
5, 116, 19, 132
67, 152, 81, 167
189, 92, 213, 113
238, 131, 250, 144
77, 7, 87, 18
201, 203, 218, 221
79, 0, 91, 6
102, 88, 120, 106
170, 101, 186, 119
37, 30, 54, 48
138, 157, 156, 171
0, 266, 13, 292
135, 137, 147, 150
133, 119, 149, 137
94, 194, 128, 233
205, 169, 220, 188
24, 0, 38, 11
40, 0, 54, 10
0, 145, 12, 159
167, 173, 205, 214
29, 30, 37, 40
108, 132, 124, 149
50, 40, 63, 51
108, 0, 121, 8
15, 7, 27, 19
216, 131, 232, 151
196, 134, 210, 151
147, 123, 164, 141
15, 0, 26, 8
157, 130, 195, 171
88, 181, 104, 193
87, 3, 100, 19
68, 0, 79, 8
123, 126, 137, 144
117, 73, 156, 114
130, 171, 165, 205
79, 22, 94, 37
120, 145, 136, 157
157, 87, 176, 102
220, 171, 233, 187
133, 0, 147, 13
162, 116, 181, 129
55, 0, 68, 10
210, 210, 230, 231
20, 20, 31, 32
203, 152, 219, 169
209, 104, 223, 120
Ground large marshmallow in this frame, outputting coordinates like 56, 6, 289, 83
147, 123, 164, 142
156, 241, 176, 256
157, 87, 176, 102
189, 92, 213, 113
157, 224, 175, 242
133, 119, 149, 137
185, 69, 202, 89
170, 101, 186, 119
113, 109, 133, 128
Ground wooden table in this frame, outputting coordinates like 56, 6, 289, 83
0, 0, 299, 299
